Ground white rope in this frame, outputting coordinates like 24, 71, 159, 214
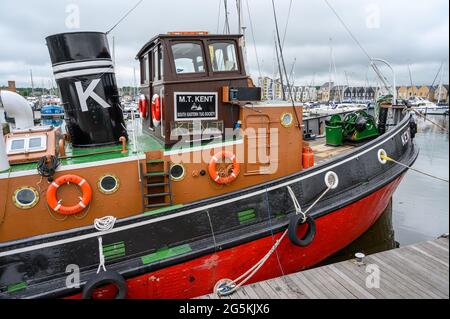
94, 216, 117, 232
287, 186, 305, 222
94, 216, 117, 273
97, 236, 107, 274
216, 184, 332, 296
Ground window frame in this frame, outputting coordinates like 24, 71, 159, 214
169, 40, 209, 78
207, 40, 240, 74
140, 52, 152, 85
6, 135, 47, 155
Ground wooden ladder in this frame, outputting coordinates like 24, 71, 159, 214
141, 151, 174, 211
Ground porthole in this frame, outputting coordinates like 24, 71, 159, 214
280, 112, 294, 128
98, 174, 120, 194
13, 187, 39, 209
170, 164, 186, 181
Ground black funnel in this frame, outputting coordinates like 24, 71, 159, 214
46, 32, 127, 148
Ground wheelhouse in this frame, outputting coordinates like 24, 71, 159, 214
136, 33, 259, 146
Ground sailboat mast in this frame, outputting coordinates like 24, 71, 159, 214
274, 32, 286, 101
30, 69, 35, 96
408, 64, 413, 88
437, 63, 444, 104
133, 66, 137, 98
329, 38, 333, 102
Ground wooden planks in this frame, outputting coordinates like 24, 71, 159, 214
199, 237, 449, 299
310, 142, 355, 163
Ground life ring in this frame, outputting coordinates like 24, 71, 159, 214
46, 174, 92, 215
208, 151, 240, 185
138, 94, 148, 119
82, 271, 128, 299
288, 215, 316, 247
151, 94, 161, 127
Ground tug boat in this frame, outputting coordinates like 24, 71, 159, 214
0, 31, 418, 299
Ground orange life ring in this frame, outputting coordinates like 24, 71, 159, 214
151, 94, 161, 127
138, 94, 148, 119
208, 151, 240, 185
46, 174, 92, 215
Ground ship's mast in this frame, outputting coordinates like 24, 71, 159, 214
237, 0, 243, 33
274, 32, 286, 101
236, 0, 248, 72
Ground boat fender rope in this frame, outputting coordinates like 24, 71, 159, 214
287, 186, 306, 223
215, 178, 336, 297
83, 216, 126, 299
97, 236, 107, 274
94, 216, 117, 274
287, 172, 337, 247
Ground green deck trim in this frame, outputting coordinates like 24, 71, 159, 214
141, 244, 192, 265
102, 242, 126, 261
7, 125, 243, 173
238, 209, 257, 224
7, 282, 27, 293
8, 124, 164, 173
143, 204, 184, 217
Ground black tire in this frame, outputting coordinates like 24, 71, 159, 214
288, 215, 316, 247
82, 271, 128, 299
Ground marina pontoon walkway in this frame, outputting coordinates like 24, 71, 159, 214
199, 237, 449, 299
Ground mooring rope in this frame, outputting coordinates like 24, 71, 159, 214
215, 183, 334, 297
381, 154, 449, 183
410, 108, 449, 133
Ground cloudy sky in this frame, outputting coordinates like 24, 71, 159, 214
0, 0, 448, 88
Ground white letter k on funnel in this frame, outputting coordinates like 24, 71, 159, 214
75, 79, 111, 112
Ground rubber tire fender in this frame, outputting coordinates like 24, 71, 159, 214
288, 215, 316, 247
82, 271, 128, 299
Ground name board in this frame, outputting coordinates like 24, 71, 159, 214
174, 92, 218, 121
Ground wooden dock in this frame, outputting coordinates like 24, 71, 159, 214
199, 237, 449, 299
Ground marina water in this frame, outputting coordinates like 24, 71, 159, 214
324, 114, 449, 264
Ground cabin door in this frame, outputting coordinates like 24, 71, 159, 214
244, 114, 274, 175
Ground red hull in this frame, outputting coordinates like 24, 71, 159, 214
73, 177, 402, 299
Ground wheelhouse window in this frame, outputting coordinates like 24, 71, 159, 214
158, 45, 164, 79
153, 49, 159, 81
141, 54, 150, 84
209, 42, 238, 72
171, 42, 205, 74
